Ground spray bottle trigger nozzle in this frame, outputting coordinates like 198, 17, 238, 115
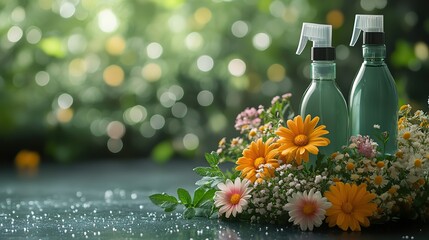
296, 23, 332, 55
350, 15, 384, 46
296, 36, 309, 55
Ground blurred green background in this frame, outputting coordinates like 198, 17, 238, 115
0, 0, 428, 165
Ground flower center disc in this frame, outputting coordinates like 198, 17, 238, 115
374, 175, 383, 185
342, 202, 353, 214
294, 134, 309, 146
254, 157, 265, 168
414, 159, 422, 168
230, 193, 241, 205
302, 203, 316, 216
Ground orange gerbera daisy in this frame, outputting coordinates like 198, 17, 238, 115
235, 138, 279, 183
324, 182, 377, 231
275, 115, 330, 165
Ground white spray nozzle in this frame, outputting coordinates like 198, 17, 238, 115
350, 14, 383, 46
296, 23, 332, 55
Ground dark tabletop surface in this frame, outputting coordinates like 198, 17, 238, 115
0, 159, 428, 239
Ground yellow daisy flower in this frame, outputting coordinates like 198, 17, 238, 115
324, 182, 377, 231
235, 138, 279, 183
275, 115, 330, 165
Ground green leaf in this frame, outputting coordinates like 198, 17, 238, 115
149, 193, 178, 212
224, 168, 240, 179
177, 188, 192, 206
205, 152, 219, 167
183, 207, 196, 219
231, 170, 241, 179
164, 202, 178, 212
195, 189, 216, 208
192, 187, 206, 206
210, 178, 224, 188
193, 167, 210, 176
198, 199, 214, 209
315, 153, 326, 170
193, 167, 223, 177
149, 193, 177, 205
193, 188, 216, 207
195, 176, 224, 188
195, 207, 214, 218
195, 176, 211, 186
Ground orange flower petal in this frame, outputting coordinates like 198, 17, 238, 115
275, 127, 295, 139
296, 115, 305, 133
304, 144, 319, 154
286, 119, 299, 135
337, 213, 346, 226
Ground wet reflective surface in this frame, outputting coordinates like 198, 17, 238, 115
1, 160, 428, 239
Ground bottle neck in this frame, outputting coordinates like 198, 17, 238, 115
362, 44, 386, 65
311, 61, 336, 80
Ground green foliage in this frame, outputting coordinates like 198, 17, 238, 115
177, 188, 192, 206
194, 152, 228, 188
183, 207, 196, 219
205, 152, 220, 167
149, 193, 179, 212
149, 186, 216, 219
193, 187, 216, 207
150, 150, 236, 218
193, 166, 223, 177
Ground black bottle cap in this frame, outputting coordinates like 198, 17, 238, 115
311, 47, 336, 61
363, 32, 385, 45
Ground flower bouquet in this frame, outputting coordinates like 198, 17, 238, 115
150, 94, 429, 231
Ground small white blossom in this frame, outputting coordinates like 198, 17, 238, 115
314, 175, 322, 184
334, 165, 342, 172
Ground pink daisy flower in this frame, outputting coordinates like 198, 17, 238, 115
214, 178, 252, 218
284, 189, 332, 231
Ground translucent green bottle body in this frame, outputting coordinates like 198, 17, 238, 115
349, 45, 398, 155
300, 61, 349, 157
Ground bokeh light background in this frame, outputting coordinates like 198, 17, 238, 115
0, 0, 428, 165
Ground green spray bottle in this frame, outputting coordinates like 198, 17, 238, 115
349, 15, 398, 155
297, 23, 349, 159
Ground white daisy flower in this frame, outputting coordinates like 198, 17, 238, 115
284, 189, 332, 231
371, 173, 389, 188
